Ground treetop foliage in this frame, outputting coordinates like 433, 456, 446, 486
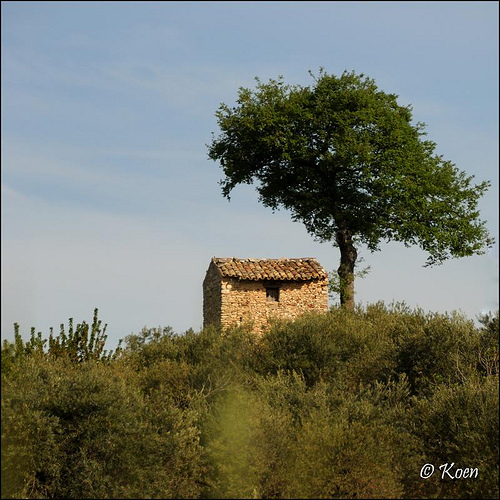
208, 69, 493, 266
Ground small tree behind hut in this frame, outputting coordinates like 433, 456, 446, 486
208, 69, 493, 309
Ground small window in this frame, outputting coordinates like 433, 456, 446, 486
266, 287, 279, 302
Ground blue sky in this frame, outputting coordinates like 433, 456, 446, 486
2, 1, 498, 348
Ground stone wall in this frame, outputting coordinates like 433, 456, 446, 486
203, 262, 222, 328
219, 277, 328, 334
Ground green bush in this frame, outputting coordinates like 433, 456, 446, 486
2, 303, 498, 499
412, 376, 499, 499
254, 307, 397, 388
2, 341, 204, 498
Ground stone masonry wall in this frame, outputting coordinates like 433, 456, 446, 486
203, 262, 222, 328
220, 277, 328, 334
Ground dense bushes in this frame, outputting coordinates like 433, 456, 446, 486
2, 305, 498, 498
1, 356, 204, 499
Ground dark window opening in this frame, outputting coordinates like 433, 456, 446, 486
266, 287, 280, 302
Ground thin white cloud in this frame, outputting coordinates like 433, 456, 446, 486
4, 44, 254, 118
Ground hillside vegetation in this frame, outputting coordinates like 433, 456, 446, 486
2, 304, 498, 499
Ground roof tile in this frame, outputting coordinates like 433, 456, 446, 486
211, 257, 327, 281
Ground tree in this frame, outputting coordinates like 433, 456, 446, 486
208, 69, 493, 308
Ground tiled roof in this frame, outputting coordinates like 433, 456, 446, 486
211, 257, 327, 281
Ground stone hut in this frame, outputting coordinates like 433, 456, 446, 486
203, 257, 329, 334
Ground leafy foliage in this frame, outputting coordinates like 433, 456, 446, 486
2, 305, 498, 498
208, 69, 493, 307
2, 309, 121, 376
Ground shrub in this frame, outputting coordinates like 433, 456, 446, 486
2, 303, 498, 498
412, 376, 499, 499
1, 356, 204, 498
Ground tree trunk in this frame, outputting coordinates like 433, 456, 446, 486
336, 228, 358, 310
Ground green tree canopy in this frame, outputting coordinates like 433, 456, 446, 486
208, 69, 493, 308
